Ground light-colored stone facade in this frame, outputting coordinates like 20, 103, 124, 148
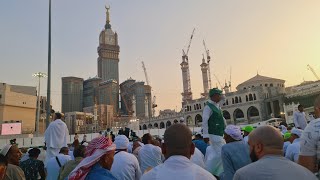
139, 74, 286, 130
0, 83, 37, 134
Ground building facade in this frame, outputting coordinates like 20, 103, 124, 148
61, 77, 84, 113
83, 77, 102, 108
83, 104, 114, 130
120, 78, 152, 119
139, 74, 286, 130
64, 112, 94, 134
0, 83, 37, 134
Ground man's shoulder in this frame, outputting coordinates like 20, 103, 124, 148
141, 164, 163, 180
191, 163, 216, 179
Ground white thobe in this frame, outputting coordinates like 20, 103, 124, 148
243, 136, 249, 144
46, 154, 72, 180
141, 155, 216, 180
205, 141, 224, 177
111, 151, 142, 180
138, 144, 162, 174
190, 148, 205, 169
44, 119, 69, 163
293, 111, 307, 130
285, 138, 300, 162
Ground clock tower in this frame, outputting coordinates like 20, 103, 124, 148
97, 6, 120, 83
97, 6, 120, 114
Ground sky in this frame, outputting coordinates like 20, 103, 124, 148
1, 0, 320, 113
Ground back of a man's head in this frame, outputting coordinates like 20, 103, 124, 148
249, 125, 283, 158
163, 124, 194, 159
55, 112, 62, 120
59, 147, 69, 155
142, 133, 152, 144
28, 148, 41, 158
73, 145, 86, 158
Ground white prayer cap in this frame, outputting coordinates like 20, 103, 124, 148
291, 128, 303, 138
114, 135, 129, 150
0, 144, 12, 156
224, 125, 243, 141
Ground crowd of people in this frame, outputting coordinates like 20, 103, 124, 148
0, 90, 319, 180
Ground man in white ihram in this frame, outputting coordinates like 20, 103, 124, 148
44, 112, 69, 164
111, 135, 142, 180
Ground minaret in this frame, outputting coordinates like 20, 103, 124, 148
181, 51, 193, 103
97, 6, 120, 113
200, 54, 209, 97
223, 80, 230, 93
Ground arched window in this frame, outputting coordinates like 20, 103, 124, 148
246, 95, 248, 102
253, 94, 257, 100
199, 104, 202, 109
265, 84, 268, 87
239, 97, 242, 103
232, 98, 235, 104
226, 99, 229, 105
270, 83, 273, 87
249, 94, 253, 101
235, 97, 239, 103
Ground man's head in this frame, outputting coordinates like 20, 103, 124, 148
59, 147, 69, 155
54, 112, 62, 120
224, 125, 243, 143
114, 135, 129, 151
0, 154, 8, 180
142, 133, 153, 144
298, 105, 304, 112
194, 134, 203, 140
248, 126, 283, 162
162, 124, 195, 159
28, 148, 41, 159
73, 145, 86, 158
289, 128, 303, 143
242, 126, 254, 137
209, 88, 222, 103
314, 95, 320, 118
0, 144, 22, 166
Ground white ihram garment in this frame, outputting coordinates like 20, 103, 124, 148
111, 151, 142, 180
141, 155, 216, 180
138, 144, 162, 174
190, 148, 205, 169
44, 119, 69, 164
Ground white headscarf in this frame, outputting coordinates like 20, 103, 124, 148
224, 125, 243, 141
114, 135, 129, 150
0, 144, 12, 156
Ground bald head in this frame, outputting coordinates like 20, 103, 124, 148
163, 124, 194, 159
249, 126, 283, 149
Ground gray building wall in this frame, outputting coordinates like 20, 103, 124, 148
98, 80, 118, 114
83, 77, 102, 108
61, 77, 84, 113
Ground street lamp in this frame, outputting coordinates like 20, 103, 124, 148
33, 72, 47, 136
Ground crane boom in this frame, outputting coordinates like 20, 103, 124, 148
186, 28, 195, 55
307, 64, 320, 80
142, 61, 150, 85
213, 74, 223, 89
203, 40, 212, 89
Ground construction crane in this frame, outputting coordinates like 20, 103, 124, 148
182, 28, 196, 62
203, 40, 212, 89
307, 64, 320, 80
229, 66, 232, 91
141, 61, 150, 85
213, 74, 223, 89
141, 61, 157, 117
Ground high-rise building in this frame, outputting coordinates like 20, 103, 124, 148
61, 77, 84, 113
83, 77, 102, 108
120, 79, 152, 119
97, 7, 120, 114
99, 80, 118, 114
200, 56, 209, 97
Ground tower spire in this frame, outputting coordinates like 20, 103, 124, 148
105, 5, 111, 29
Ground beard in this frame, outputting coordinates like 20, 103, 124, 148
250, 150, 258, 162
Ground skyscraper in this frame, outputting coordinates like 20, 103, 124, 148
97, 6, 120, 114
61, 77, 84, 113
